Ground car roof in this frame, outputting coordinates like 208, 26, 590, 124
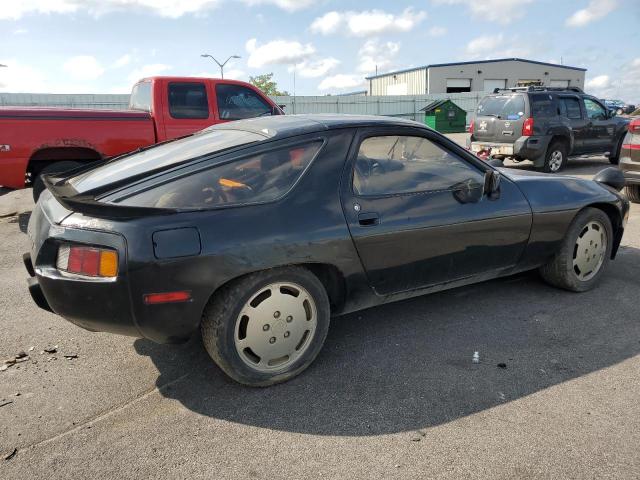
209, 114, 425, 140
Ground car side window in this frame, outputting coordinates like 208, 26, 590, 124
353, 135, 485, 196
216, 84, 273, 120
168, 82, 209, 119
583, 98, 607, 121
559, 97, 582, 120
530, 94, 556, 117
117, 141, 323, 209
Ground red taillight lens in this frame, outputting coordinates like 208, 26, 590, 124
522, 117, 534, 136
143, 291, 192, 305
629, 119, 640, 134
469, 120, 475, 134
57, 244, 118, 278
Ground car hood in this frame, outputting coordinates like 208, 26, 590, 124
498, 167, 621, 213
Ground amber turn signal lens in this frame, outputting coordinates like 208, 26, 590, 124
99, 250, 118, 277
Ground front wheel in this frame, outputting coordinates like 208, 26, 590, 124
542, 141, 568, 173
539, 208, 613, 292
626, 184, 640, 203
201, 266, 330, 386
609, 136, 624, 165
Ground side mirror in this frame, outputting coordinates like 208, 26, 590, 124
483, 170, 501, 198
608, 109, 616, 118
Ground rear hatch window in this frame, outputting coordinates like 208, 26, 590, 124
476, 94, 525, 120
67, 129, 264, 194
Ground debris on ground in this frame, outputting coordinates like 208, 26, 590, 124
0, 400, 14, 408
472, 351, 480, 364
43, 346, 58, 354
64, 354, 78, 360
497, 362, 507, 369
4, 448, 17, 461
28, 346, 35, 352
15, 351, 28, 359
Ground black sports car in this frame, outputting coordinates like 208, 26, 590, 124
25, 115, 629, 386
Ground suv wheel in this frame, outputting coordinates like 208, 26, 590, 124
626, 185, 640, 203
542, 141, 568, 173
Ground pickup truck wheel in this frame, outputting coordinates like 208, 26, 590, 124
539, 207, 612, 292
201, 266, 330, 386
626, 185, 640, 203
542, 141, 568, 173
32, 161, 83, 202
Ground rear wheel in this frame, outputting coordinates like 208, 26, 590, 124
539, 208, 612, 292
542, 141, 568, 173
626, 185, 640, 203
201, 266, 330, 386
32, 161, 83, 202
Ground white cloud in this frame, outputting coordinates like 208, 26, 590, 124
62, 55, 105, 81
291, 58, 340, 78
428, 26, 447, 37
245, 38, 315, 68
310, 8, 427, 37
12, 28, 29, 35
357, 39, 400, 74
566, 0, 617, 27
318, 74, 364, 91
465, 34, 504, 56
112, 54, 132, 69
240, 0, 314, 12
0, 60, 48, 92
586, 75, 611, 89
464, 33, 533, 59
127, 63, 172, 83
434, 0, 533, 25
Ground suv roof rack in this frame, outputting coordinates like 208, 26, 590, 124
493, 86, 584, 94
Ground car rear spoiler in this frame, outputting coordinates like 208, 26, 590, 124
42, 174, 177, 219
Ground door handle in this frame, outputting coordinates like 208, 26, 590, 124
358, 212, 379, 226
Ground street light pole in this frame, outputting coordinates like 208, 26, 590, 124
200, 54, 240, 79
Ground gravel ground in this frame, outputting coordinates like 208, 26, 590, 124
1, 136, 639, 479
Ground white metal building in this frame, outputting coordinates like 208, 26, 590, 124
366, 58, 587, 96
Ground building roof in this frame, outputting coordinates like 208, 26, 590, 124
365, 58, 587, 80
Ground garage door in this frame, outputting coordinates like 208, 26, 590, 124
549, 80, 570, 88
446, 78, 471, 93
483, 79, 506, 92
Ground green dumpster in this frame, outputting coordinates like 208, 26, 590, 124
421, 99, 466, 133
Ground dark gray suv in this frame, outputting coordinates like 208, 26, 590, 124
468, 87, 629, 172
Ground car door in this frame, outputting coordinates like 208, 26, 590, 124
340, 127, 532, 296
558, 95, 588, 154
582, 97, 616, 153
161, 81, 217, 140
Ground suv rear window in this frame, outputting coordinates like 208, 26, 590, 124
68, 129, 264, 193
476, 95, 525, 119
116, 141, 323, 209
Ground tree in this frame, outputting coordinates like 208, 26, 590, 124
249, 73, 289, 96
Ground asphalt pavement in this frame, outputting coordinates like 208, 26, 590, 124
1, 137, 639, 479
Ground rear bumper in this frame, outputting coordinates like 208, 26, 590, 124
469, 135, 550, 163
620, 157, 640, 185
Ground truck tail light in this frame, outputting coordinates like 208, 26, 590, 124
522, 117, 534, 136
629, 119, 640, 134
469, 120, 475, 134
56, 244, 118, 278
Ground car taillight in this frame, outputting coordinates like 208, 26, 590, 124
522, 117, 534, 136
469, 120, 475, 134
629, 119, 640, 134
56, 244, 118, 278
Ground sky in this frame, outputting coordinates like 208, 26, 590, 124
1, 0, 639, 102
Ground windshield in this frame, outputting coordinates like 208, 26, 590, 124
476, 95, 525, 119
68, 129, 264, 193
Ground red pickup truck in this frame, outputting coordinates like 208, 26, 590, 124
0, 76, 283, 200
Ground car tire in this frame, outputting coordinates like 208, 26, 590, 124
608, 136, 624, 165
201, 266, 330, 386
542, 140, 568, 173
32, 161, 83, 202
539, 207, 613, 292
626, 185, 640, 203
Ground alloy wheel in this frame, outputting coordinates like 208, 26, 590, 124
572, 220, 607, 281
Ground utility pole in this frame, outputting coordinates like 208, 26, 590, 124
200, 54, 240, 79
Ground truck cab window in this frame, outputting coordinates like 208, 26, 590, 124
216, 84, 273, 120
168, 83, 209, 119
